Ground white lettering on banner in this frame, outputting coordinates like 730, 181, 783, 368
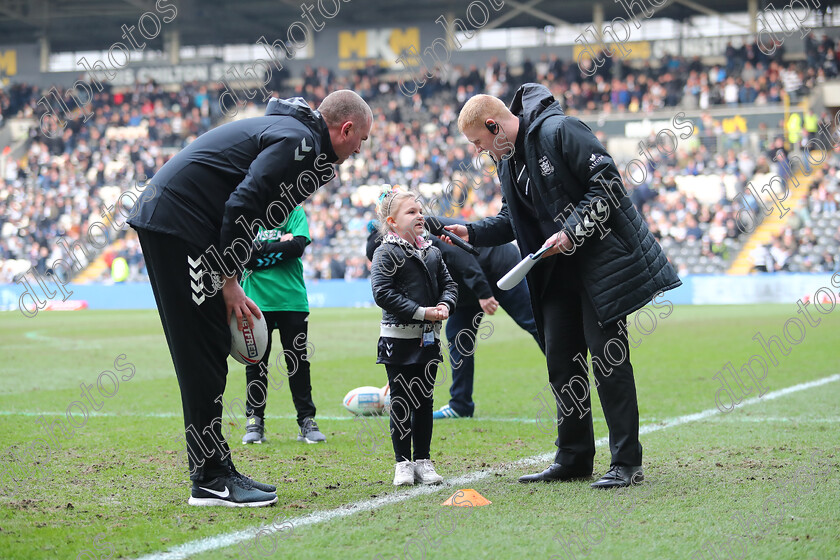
367, 30, 393, 60
651, 36, 742, 59
104, 62, 277, 86
107, 70, 135, 86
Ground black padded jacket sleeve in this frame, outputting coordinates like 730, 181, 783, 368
554, 117, 624, 242
467, 196, 516, 247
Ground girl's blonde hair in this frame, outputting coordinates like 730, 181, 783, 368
376, 188, 421, 236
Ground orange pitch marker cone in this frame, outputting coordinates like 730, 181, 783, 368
441, 489, 491, 507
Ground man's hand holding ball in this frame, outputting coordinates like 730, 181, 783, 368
222, 277, 262, 331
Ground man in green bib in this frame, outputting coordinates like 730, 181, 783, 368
240, 205, 326, 445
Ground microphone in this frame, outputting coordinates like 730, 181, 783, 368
425, 221, 480, 256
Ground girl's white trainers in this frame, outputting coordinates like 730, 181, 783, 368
413, 459, 443, 485
393, 460, 415, 486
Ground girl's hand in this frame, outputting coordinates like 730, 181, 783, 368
424, 305, 449, 321
435, 304, 449, 320
424, 307, 441, 321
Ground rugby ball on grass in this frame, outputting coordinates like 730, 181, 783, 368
229, 311, 268, 365
343, 386, 385, 416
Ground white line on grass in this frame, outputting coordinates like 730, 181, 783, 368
7, 410, 838, 424
9, 410, 837, 424
0, 410, 601, 423
664, 416, 840, 423
134, 373, 840, 560
22, 330, 104, 349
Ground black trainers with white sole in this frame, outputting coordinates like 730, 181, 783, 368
232, 469, 277, 493
189, 473, 278, 507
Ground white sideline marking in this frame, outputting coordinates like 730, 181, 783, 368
9, 410, 836, 425
9, 409, 838, 424
22, 330, 104, 349
134, 373, 840, 560
662, 416, 840, 423
0, 410, 601, 423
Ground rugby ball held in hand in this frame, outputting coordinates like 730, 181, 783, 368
229, 311, 268, 365
343, 386, 385, 416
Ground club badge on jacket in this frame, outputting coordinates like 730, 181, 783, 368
538, 155, 554, 176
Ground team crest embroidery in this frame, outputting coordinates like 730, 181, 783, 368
210, 270, 224, 291
538, 155, 554, 176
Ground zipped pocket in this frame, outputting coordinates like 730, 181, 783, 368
614, 229, 634, 254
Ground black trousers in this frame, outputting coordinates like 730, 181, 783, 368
531, 257, 642, 470
445, 279, 544, 417
385, 361, 437, 463
244, 310, 316, 426
136, 227, 235, 482
444, 306, 482, 417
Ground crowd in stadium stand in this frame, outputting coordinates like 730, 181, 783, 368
2, 32, 840, 286
750, 156, 840, 274
1, 82, 216, 283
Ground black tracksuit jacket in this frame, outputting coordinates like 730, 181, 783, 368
129, 97, 338, 256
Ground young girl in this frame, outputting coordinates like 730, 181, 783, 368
370, 189, 458, 486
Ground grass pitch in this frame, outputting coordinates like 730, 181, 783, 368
1, 303, 838, 559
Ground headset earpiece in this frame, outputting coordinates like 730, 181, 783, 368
485, 121, 499, 135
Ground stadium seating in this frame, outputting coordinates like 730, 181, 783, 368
2, 37, 839, 284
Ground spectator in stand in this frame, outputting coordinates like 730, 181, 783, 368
769, 240, 791, 272
751, 245, 775, 273
684, 215, 703, 240
797, 226, 817, 251
820, 251, 839, 272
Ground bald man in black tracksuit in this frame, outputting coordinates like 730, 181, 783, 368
366, 217, 544, 419
128, 93, 371, 507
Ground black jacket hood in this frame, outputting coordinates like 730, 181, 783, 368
265, 96, 337, 163
265, 96, 320, 123
509, 83, 562, 128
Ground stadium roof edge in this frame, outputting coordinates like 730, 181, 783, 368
2, 0, 838, 53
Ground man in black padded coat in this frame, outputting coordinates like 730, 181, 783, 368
444, 84, 681, 488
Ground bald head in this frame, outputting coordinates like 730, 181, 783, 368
318, 90, 372, 164
457, 94, 512, 133
458, 94, 518, 162
318, 90, 372, 128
